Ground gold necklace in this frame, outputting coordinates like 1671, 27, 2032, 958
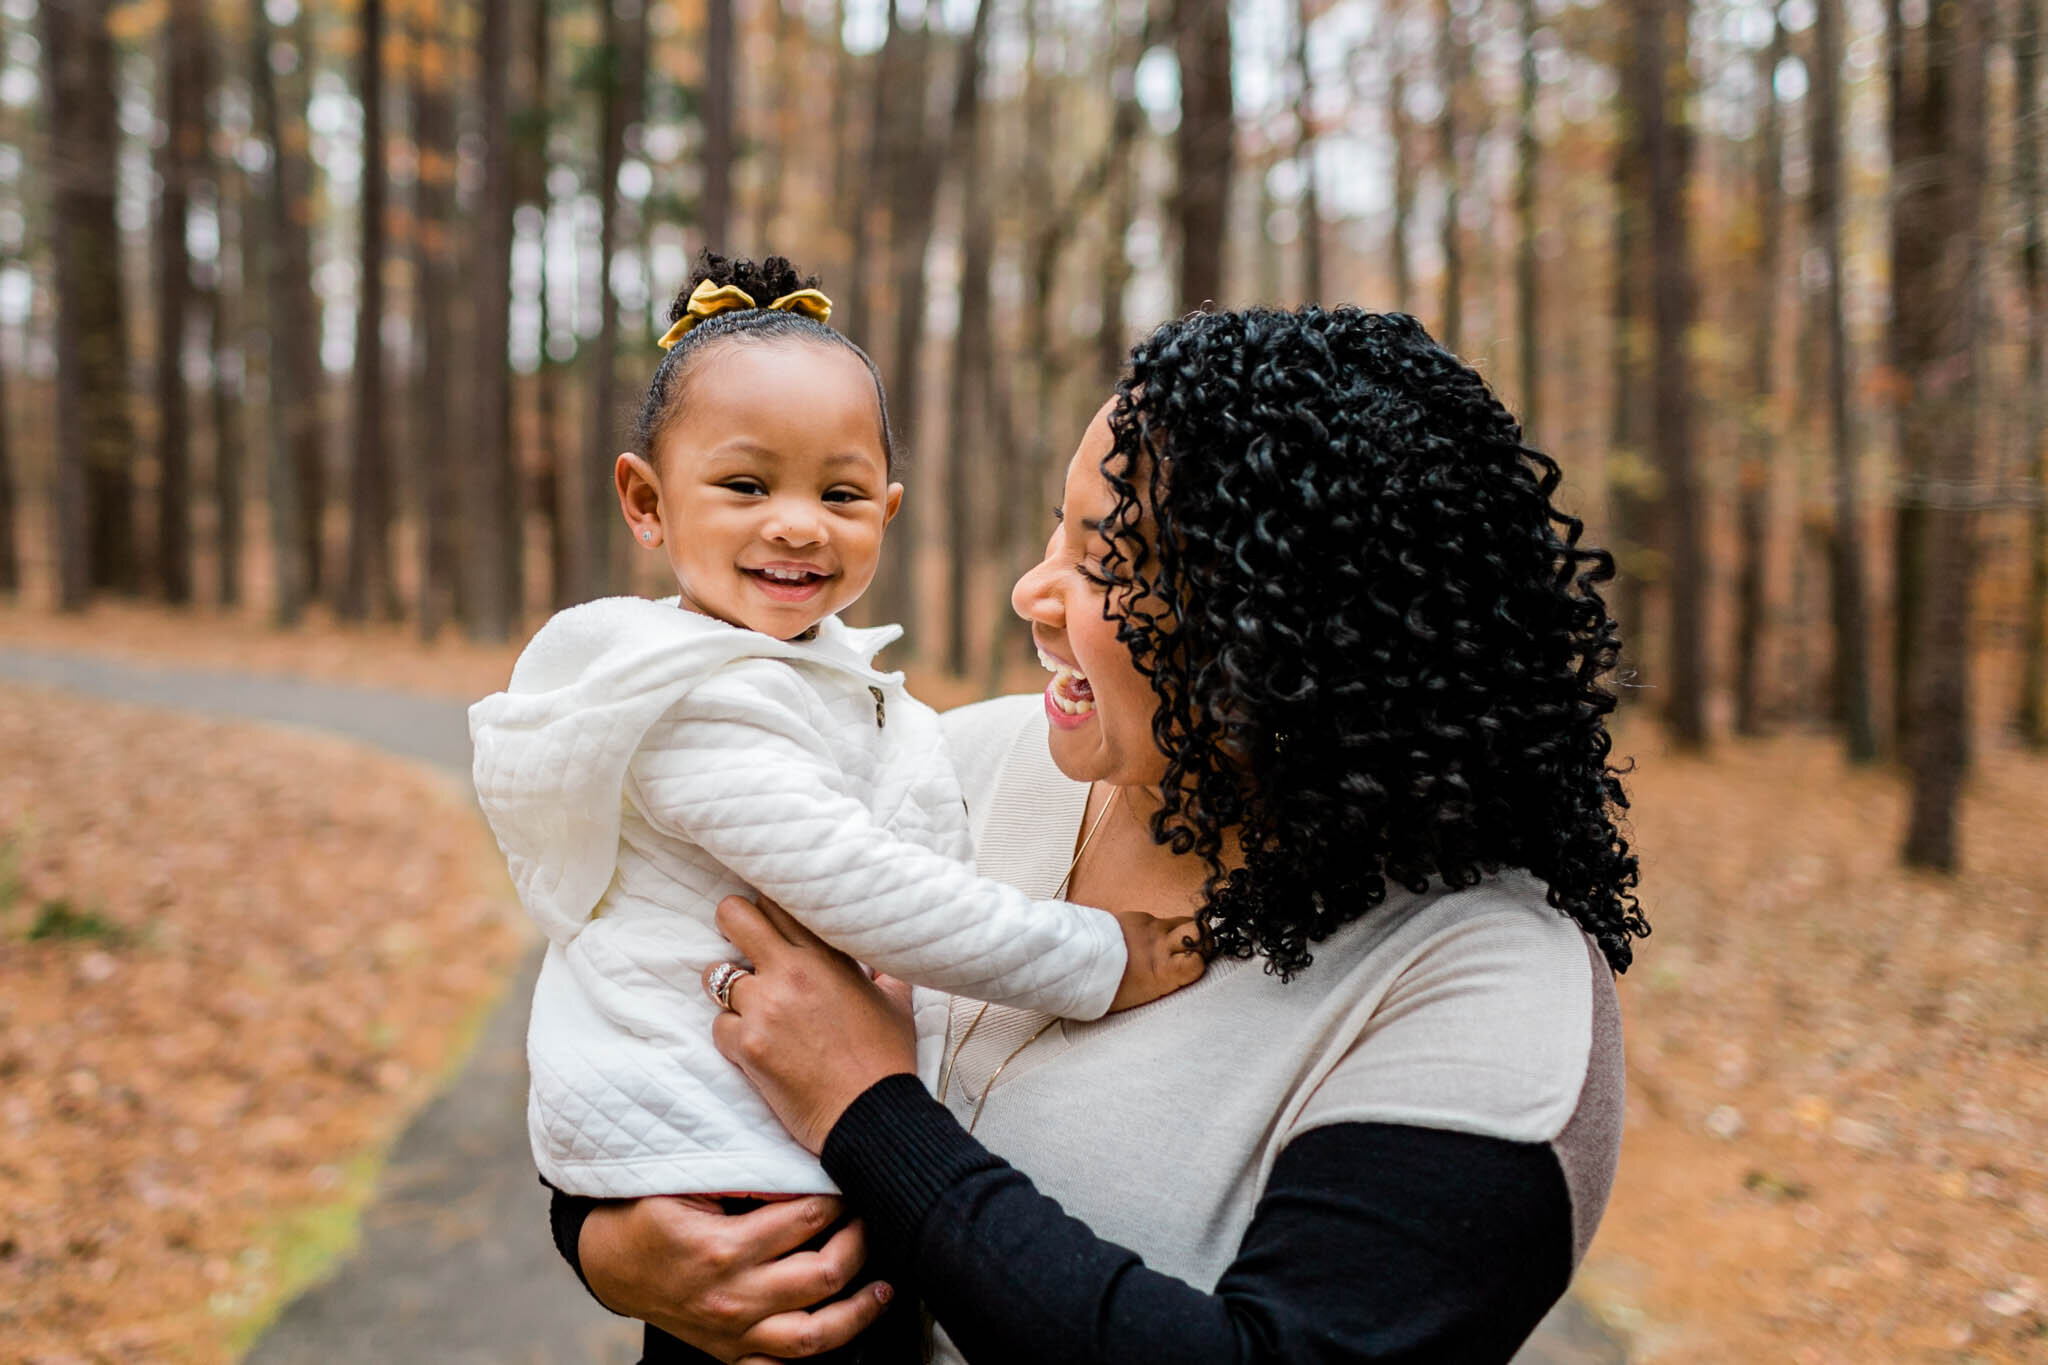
938, 785, 1122, 1133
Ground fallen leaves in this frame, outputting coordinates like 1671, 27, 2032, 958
1581, 724, 2048, 1363
0, 683, 524, 1363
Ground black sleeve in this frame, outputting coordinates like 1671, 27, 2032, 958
821, 1074, 1575, 1365
544, 1178, 611, 1306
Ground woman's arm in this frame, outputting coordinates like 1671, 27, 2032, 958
823, 1077, 1573, 1365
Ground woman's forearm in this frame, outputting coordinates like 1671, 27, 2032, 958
822, 1076, 1577, 1365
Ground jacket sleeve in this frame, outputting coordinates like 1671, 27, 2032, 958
630, 661, 1126, 1020
821, 1076, 1578, 1365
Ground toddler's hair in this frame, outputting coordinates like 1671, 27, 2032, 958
633, 250, 897, 470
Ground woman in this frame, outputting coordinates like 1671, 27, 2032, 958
552, 306, 1648, 1363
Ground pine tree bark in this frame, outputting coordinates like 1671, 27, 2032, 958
156, 0, 205, 604
1902, 0, 1990, 869
2016, 0, 2047, 747
1607, 16, 1654, 689
248, 0, 305, 625
1812, 0, 1877, 760
41, 0, 137, 606
1734, 6, 1787, 736
343, 0, 392, 620
412, 5, 458, 637
1174, 0, 1234, 312
524, 0, 572, 612
1641, 0, 1707, 747
469, 0, 520, 640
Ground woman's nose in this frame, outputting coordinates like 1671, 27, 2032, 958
1010, 552, 1061, 626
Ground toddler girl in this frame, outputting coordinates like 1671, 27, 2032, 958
469, 253, 1199, 1203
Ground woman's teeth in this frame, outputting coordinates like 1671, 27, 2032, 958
1037, 648, 1095, 716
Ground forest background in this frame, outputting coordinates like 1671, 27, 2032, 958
2, 0, 2046, 1358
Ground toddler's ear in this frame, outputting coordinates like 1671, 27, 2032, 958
616, 452, 663, 538
883, 483, 904, 527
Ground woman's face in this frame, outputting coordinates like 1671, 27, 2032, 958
1010, 402, 1168, 789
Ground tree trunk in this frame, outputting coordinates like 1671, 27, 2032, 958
842, 1, 899, 350
469, 0, 520, 640
702, 0, 736, 251
40, 0, 136, 606
209, 131, 247, 610
412, 4, 458, 637
1514, 0, 1539, 433
1435, 0, 1463, 352
2016, 0, 2047, 747
156, 0, 205, 604
0, 332, 15, 595
944, 1, 995, 678
1642, 0, 1706, 748
1607, 16, 1654, 689
1293, 0, 1324, 304
248, 0, 305, 625
525, 0, 573, 613
1098, 25, 1141, 385
1811, 0, 1878, 761
751, 0, 796, 246
1902, 0, 1990, 869
582, 0, 647, 606
1174, 0, 1234, 312
1390, 64, 1414, 312
1734, 5, 1787, 737
343, 0, 392, 621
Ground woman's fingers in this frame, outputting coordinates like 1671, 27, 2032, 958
719, 1194, 850, 1263
739, 1217, 869, 1306
736, 1281, 894, 1361
715, 894, 787, 960
753, 893, 827, 949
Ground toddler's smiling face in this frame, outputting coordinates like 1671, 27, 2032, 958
618, 340, 902, 640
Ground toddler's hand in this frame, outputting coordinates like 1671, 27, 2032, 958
1107, 910, 1206, 1012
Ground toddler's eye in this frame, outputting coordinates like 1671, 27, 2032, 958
722, 478, 766, 496
823, 488, 866, 504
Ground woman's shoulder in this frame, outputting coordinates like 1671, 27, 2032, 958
1298, 873, 1619, 1149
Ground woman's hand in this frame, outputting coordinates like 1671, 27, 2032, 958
579, 1193, 892, 1363
705, 894, 918, 1154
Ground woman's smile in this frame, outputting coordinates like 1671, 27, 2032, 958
1037, 645, 1097, 726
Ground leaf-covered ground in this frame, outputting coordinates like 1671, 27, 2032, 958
0, 684, 523, 1362
1587, 725, 2048, 1363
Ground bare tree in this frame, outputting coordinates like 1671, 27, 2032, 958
1641, 0, 1707, 747
1435, 0, 1464, 352
248, 0, 304, 624
1389, 59, 1415, 312
206, 27, 246, 608
581, 0, 648, 605
1293, 0, 1324, 304
0, 314, 15, 595
1734, 5, 1787, 736
2017, 0, 2048, 747
1901, 0, 1991, 869
343, 0, 394, 620
1812, 0, 1877, 760
40, 0, 136, 606
156, 0, 205, 603
412, 2, 459, 636
944, 1, 995, 677
702, 0, 736, 251
1514, 0, 1539, 433
1174, 0, 1234, 311
469, 0, 521, 640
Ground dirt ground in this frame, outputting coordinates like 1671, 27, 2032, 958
5, 603, 2046, 1362
1589, 727, 2048, 1363
0, 684, 524, 1363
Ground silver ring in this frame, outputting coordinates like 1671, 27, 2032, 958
707, 961, 751, 1013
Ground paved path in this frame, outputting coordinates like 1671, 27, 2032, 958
1, 645, 1623, 1364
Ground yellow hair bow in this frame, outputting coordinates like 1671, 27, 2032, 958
656, 278, 835, 350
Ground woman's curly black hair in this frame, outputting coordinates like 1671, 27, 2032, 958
633, 250, 896, 466
1098, 307, 1647, 976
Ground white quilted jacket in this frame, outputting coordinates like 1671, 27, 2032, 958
468, 597, 1125, 1196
